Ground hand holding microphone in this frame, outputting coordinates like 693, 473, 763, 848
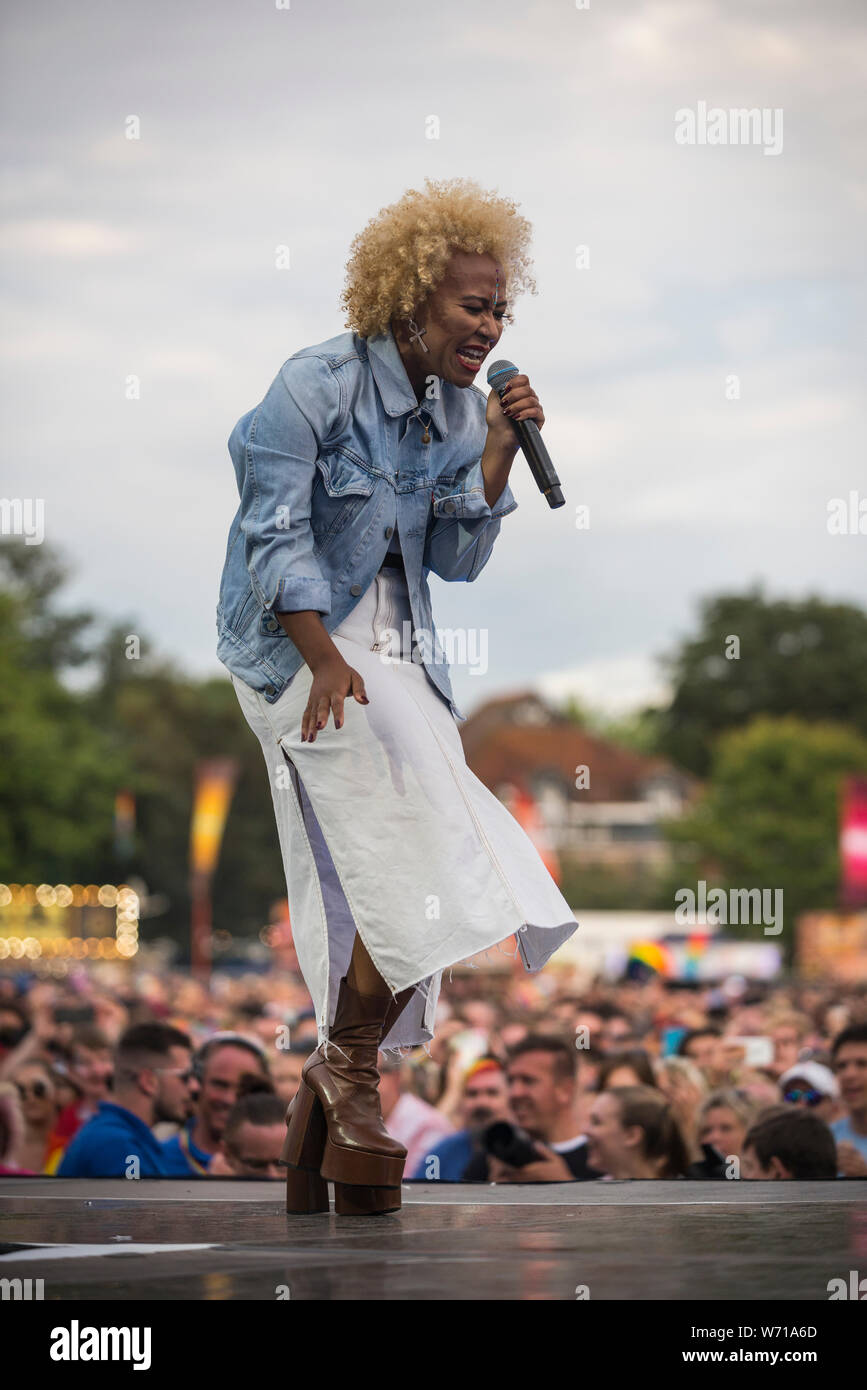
486, 359, 565, 509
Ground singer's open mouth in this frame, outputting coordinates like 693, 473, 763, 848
455, 344, 486, 373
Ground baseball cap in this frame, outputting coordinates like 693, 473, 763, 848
778, 1061, 839, 1098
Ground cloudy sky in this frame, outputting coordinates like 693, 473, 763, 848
3, 0, 865, 718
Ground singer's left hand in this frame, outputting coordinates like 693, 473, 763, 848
485, 373, 545, 455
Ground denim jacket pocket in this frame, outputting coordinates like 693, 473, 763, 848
310, 448, 377, 554
314, 448, 376, 499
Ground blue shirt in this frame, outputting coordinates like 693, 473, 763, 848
160, 1120, 212, 1176
57, 1102, 186, 1179
216, 326, 517, 722
831, 1116, 867, 1170
409, 1129, 474, 1181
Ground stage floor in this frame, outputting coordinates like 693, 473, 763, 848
2, 1177, 866, 1300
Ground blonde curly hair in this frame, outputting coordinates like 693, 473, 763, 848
340, 176, 536, 338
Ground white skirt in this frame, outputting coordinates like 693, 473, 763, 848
230, 565, 579, 1051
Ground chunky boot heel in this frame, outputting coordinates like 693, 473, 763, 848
280, 1079, 326, 1170
333, 1181, 402, 1216
284, 1164, 330, 1215
320, 1134, 405, 1188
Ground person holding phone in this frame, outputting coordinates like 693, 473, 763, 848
217, 177, 579, 1215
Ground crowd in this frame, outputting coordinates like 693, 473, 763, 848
1, 961, 866, 1183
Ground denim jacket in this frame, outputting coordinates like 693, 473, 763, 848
215, 326, 518, 721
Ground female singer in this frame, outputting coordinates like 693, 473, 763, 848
217, 177, 578, 1215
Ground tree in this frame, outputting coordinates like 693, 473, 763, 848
0, 540, 286, 947
109, 668, 286, 947
657, 588, 867, 775
0, 540, 96, 675
0, 576, 128, 881
664, 716, 867, 957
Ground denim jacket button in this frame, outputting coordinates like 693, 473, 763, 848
265, 684, 275, 696
442, 500, 456, 515
350, 583, 362, 596
384, 525, 394, 538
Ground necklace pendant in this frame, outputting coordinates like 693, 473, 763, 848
422, 427, 430, 443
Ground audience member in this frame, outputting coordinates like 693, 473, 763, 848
741, 1105, 837, 1180
410, 1056, 510, 1180
829, 1023, 867, 1177
58, 1023, 195, 1178
586, 1085, 690, 1179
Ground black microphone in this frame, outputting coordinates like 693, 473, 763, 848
486, 359, 565, 509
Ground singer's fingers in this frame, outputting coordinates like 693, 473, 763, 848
500, 373, 529, 399
512, 405, 545, 427
501, 378, 535, 404
504, 384, 544, 426
504, 386, 537, 406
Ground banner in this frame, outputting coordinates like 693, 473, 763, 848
798, 910, 867, 982
190, 759, 239, 979
841, 775, 867, 907
190, 760, 239, 879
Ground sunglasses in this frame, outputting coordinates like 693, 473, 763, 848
783, 1086, 824, 1107
15, 1080, 49, 1100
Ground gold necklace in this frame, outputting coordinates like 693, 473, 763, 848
409, 406, 431, 443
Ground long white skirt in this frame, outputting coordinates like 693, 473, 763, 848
230, 565, 579, 1051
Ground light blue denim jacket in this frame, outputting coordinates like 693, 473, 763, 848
216, 326, 518, 721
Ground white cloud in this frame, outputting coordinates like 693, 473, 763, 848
536, 652, 672, 716
0, 219, 133, 256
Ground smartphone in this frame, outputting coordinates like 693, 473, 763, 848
724, 1035, 774, 1068
450, 1028, 489, 1071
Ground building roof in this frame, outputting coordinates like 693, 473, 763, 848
458, 691, 697, 804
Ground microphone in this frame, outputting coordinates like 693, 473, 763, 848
486, 359, 565, 509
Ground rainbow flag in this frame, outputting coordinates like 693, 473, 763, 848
628, 939, 672, 977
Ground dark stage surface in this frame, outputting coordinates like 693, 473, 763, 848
2, 1177, 866, 1301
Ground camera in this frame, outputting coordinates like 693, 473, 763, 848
482, 1120, 540, 1169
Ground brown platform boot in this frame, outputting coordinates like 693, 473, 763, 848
281, 976, 411, 1215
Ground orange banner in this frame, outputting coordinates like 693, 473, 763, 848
190, 759, 238, 879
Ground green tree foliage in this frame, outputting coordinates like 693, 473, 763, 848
558, 856, 673, 911
0, 548, 127, 881
0, 541, 285, 950
657, 588, 867, 776
665, 716, 867, 951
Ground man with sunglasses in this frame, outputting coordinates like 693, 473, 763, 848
778, 1060, 839, 1126
58, 1023, 196, 1178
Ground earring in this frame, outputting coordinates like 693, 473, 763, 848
407, 317, 429, 353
